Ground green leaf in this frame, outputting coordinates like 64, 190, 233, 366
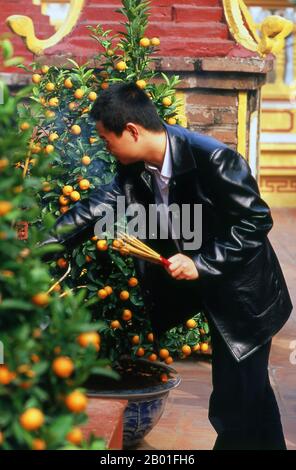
86, 284, 99, 292
90, 366, 120, 380
75, 252, 86, 267
32, 361, 49, 375
17, 64, 32, 73
0, 410, 13, 427
42, 212, 56, 229
66, 58, 80, 68
1, 39, 14, 60
32, 386, 49, 402
0, 299, 32, 311
4, 57, 24, 67
129, 290, 144, 307
46, 415, 73, 447
11, 421, 27, 446
69, 322, 105, 333
186, 330, 199, 343
89, 438, 106, 450
84, 295, 99, 308
58, 444, 80, 450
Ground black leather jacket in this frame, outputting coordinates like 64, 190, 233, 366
45, 123, 293, 362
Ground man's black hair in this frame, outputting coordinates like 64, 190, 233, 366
90, 82, 164, 135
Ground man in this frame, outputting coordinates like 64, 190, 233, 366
46, 82, 292, 450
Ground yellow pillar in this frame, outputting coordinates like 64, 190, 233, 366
237, 91, 248, 158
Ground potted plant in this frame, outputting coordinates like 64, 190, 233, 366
20, 0, 210, 367
86, 356, 181, 449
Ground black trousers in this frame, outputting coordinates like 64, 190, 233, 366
208, 319, 287, 450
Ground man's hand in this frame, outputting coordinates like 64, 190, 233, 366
166, 254, 199, 281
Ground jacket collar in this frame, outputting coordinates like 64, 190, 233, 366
118, 123, 197, 192
163, 123, 197, 177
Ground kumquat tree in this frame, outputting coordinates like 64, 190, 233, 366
19, 0, 210, 366
0, 38, 118, 451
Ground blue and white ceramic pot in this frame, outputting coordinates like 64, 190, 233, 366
87, 359, 181, 449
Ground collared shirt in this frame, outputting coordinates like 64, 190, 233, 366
144, 131, 179, 243
144, 130, 172, 206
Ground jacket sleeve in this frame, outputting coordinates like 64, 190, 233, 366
42, 174, 123, 253
191, 147, 273, 282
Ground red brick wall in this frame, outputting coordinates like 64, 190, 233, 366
45, 0, 236, 62
185, 89, 239, 147
1, 0, 237, 70
2, 1, 268, 156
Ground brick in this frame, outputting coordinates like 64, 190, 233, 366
189, 125, 238, 145
187, 107, 238, 127
153, 59, 267, 78
196, 57, 274, 75
66, 35, 234, 58
205, 128, 238, 145
186, 108, 216, 126
82, 398, 127, 450
79, 21, 229, 40
146, 22, 229, 39
39, 52, 82, 67
186, 90, 238, 107
177, 73, 266, 91
0, 72, 31, 86
149, 6, 173, 21
154, 39, 235, 57
78, 5, 123, 22
215, 108, 238, 125
82, 4, 173, 22
152, 0, 221, 5
173, 6, 224, 23
85, 0, 121, 4
228, 144, 239, 152
67, 37, 97, 49
153, 57, 196, 72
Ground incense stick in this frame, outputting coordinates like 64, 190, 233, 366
118, 232, 159, 258
112, 233, 171, 268
112, 245, 161, 265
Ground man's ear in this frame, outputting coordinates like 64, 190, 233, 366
126, 122, 139, 141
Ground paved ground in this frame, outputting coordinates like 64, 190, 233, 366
136, 208, 296, 450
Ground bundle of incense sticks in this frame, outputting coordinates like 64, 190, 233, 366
111, 232, 171, 268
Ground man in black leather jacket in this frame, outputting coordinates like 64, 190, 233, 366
46, 82, 292, 450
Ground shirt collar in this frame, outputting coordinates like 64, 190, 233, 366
145, 130, 172, 180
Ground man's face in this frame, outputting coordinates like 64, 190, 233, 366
96, 121, 140, 165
